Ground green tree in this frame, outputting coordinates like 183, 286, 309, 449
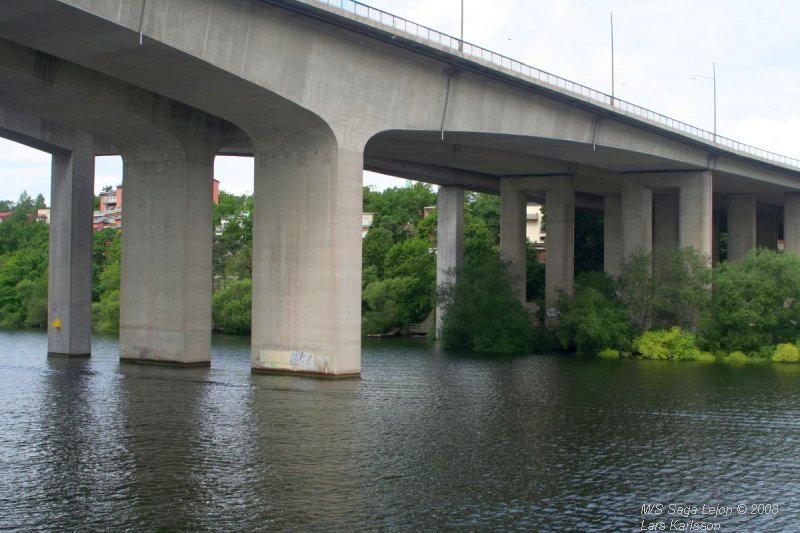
702, 250, 800, 353
619, 247, 711, 330
212, 279, 252, 334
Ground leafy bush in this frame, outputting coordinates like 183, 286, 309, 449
93, 290, 120, 333
722, 351, 749, 363
362, 277, 419, 334
598, 348, 621, 359
438, 250, 543, 353
619, 247, 711, 330
772, 343, 800, 363
632, 327, 712, 361
703, 250, 800, 352
212, 279, 252, 334
556, 272, 632, 356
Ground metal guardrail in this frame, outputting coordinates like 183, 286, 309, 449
305, 0, 800, 170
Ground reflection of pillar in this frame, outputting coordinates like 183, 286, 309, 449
622, 176, 652, 260
435, 186, 464, 337
679, 171, 713, 258
48, 132, 93, 356
653, 194, 679, 254
500, 179, 527, 304
603, 195, 622, 277
120, 148, 214, 366
784, 193, 800, 255
727, 194, 756, 261
251, 145, 362, 377
756, 210, 779, 250
544, 176, 574, 324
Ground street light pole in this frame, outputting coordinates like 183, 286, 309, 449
610, 12, 615, 104
712, 61, 717, 139
459, 0, 464, 51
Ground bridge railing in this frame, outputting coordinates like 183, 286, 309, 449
308, 0, 800, 170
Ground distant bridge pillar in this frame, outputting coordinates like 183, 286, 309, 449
47, 132, 93, 357
603, 195, 622, 277
500, 179, 528, 303
250, 144, 362, 378
622, 176, 653, 260
435, 186, 464, 337
678, 171, 713, 258
653, 194, 679, 254
544, 176, 574, 324
727, 194, 757, 261
756, 209, 779, 250
784, 193, 800, 254
119, 146, 216, 366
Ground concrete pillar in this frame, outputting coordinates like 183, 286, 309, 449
756, 210, 779, 250
679, 171, 713, 259
784, 193, 800, 255
47, 132, 93, 356
712, 207, 721, 265
251, 147, 362, 378
603, 195, 622, 277
653, 194, 679, 254
500, 179, 527, 303
119, 151, 214, 366
727, 194, 756, 261
545, 177, 574, 323
622, 177, 653, 260
435, 186, 464, 337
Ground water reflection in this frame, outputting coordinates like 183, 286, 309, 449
0, 331, 799, 530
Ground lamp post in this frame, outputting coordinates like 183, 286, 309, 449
693, 61, 717, 141
459, 0, 464, 51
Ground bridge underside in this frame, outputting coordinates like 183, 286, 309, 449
1, 0, 799, 376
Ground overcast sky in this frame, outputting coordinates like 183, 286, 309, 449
1, 0, 798, 203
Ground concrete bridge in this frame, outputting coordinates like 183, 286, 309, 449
1, 0, 799, 377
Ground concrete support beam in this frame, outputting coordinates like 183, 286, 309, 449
712, 207, 721, 265
435, 186, 464, 337
603, 196, 622, 277
784, 193, 800, 255
756, 210, 779, 250
653, 195, 679, 254
500, 179, 528, 303
544, 177, 575, 323
727, 194, 757, 261
47, 132, 93, 356
119, 152, 214, 366
679, 171, 713, 259
622, 177, 653, 260
251, 147, 362, 378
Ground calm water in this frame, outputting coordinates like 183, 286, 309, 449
1, 330, 799, 531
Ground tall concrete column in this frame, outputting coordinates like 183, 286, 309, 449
756, 210, 779, 250
784, 193, 800, 255
603, 195, 622, 277
622, 177, 653, 260
435, 186, 464, 337
712, 207, 721, 265
47, 132, 93, 356
119, 151, 214, 366
251, 146, 362, 378
500, 179, 527, 303
653, 195, 679, 254
727, 194, 756, 261
545, 177, 574, 323
679, 171, 713, 259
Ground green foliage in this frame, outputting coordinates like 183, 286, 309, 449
362, 226, 395, 276
212, 192, 252, 289
556, 272, 632, 356
772, 343, 800, 363
631, 327, 713, 361
437, 251, 544, 353
526, 243, 545, 302
212, 279, 252, 334
0, 217, 49, 328
619, 247, 711, 330
464, 193, 500, 243
722, 351, 749, 363
598, 348, 621, 359
362, 277, 418, 334
92, 290, 120, 333
362, 183, 436, 239
702, 250, 800, 352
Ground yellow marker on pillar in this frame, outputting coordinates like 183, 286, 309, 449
52, 318, 62, 329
